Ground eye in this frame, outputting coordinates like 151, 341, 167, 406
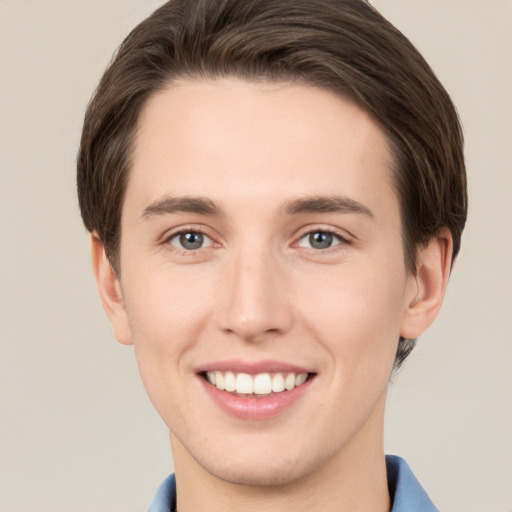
168, 231, 213, 251
297, 230, 344, 250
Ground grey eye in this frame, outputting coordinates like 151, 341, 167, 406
170, 231, 212, 250
298, 231, 341, 250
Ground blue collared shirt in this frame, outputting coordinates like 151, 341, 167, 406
147, 455, 439, 512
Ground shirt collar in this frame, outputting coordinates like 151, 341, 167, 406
147, 473, 175, 512
386, 455, 439, 512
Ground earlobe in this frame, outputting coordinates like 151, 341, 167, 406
90, 233, 133, 345
400, 229, 453, 340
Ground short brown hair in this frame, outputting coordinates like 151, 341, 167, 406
77, 0, 467, 368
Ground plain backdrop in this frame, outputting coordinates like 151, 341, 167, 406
1, 1, 511, 511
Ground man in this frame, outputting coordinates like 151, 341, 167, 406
77, 1, 467, 510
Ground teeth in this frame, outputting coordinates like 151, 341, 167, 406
253, 373, 272, 394
271, 373, 285, 393
205, 371, 309, 395
284, 373, 296, 390
236, 373, 253, 394
214, 371, 225, 390
295, 373, 307, 386
224, 371, 236, 392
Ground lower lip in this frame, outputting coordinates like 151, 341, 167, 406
199, 376, 313, 420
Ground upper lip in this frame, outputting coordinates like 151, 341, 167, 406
195, 359, 314, 375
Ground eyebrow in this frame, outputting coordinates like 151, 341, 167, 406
283, 195, 374, 218
140, 194, 374, 221
140, 196, 223, 220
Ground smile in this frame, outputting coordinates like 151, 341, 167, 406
205, 371, 309, 396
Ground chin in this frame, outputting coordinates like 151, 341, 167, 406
195, 450, 321, 488
206, 466, 308, 488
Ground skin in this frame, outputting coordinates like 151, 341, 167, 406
91, 78, 452, 512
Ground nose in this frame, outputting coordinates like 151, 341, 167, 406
215, 246, 294, 342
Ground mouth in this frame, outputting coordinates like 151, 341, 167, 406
196, 360, 316, 419
200, 370, 313, 397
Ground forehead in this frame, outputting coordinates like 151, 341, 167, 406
127, 78, 396, 218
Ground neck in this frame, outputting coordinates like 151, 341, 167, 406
171, 399, 390, 512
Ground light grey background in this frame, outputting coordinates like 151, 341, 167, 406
1, 1, 511, 511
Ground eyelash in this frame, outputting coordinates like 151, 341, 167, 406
164, 227, 216, 256
162, 226, 352, 256
294, 228, 352, 253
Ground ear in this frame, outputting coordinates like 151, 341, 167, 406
400, 228, 453, 340
90, 233, 133, 345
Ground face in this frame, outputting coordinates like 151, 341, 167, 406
109, 78, 421, 486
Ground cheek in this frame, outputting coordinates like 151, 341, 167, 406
297, 262, 407, 370
122, 269, 214, 420
122, 266, 214, 359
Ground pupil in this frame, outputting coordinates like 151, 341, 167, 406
310, 232, 332, 249
180, 232, 203, 250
